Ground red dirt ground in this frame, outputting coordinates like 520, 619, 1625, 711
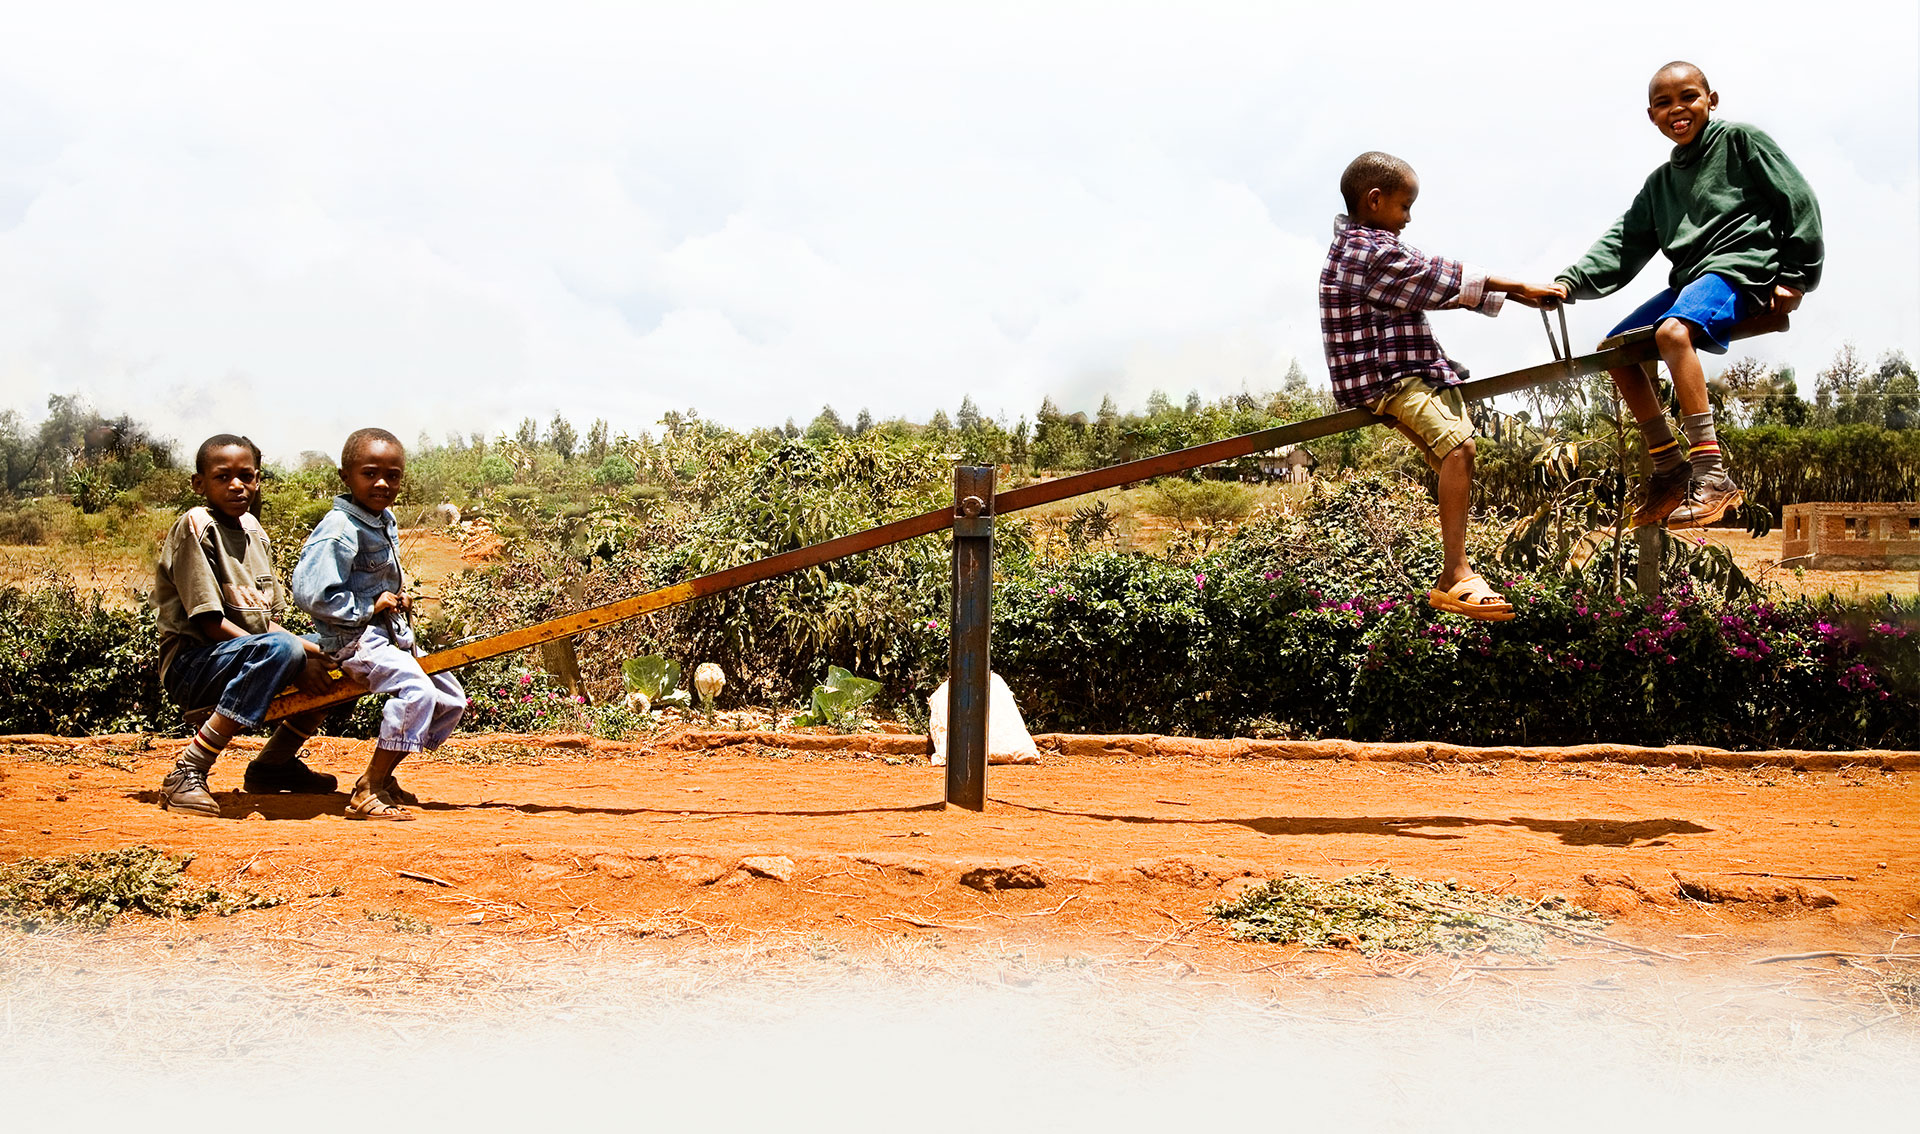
5, 730, 1917, 993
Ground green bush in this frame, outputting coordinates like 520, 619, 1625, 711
0, 581, 169, 734
1142, 478, 1253, 527
594, 455, 637, 486
986, 488, 1920, 747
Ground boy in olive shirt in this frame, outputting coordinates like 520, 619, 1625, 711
153, 435, 337, 817
1553, 61, 1822, 529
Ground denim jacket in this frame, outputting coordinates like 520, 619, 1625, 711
290, 495, 413, 654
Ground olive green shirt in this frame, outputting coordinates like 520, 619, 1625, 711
153, 507, 284, 681
1558, 119, 1823, 303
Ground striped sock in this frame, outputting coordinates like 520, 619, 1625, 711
1680, 411, 1723, 479
177, 718, 237, 775
1638, 416, 1688, 474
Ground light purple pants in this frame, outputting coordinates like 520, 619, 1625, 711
336, 622, 465, 752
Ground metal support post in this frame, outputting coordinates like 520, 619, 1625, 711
1633, 361, 1664, 596
946, 465, 994, 811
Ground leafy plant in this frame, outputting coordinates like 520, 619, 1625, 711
792, 665, 882, 729
622, 654, 691, 707
0, 846, 283, 931
1210, 869, 1607, 956
0, 576, 169, 735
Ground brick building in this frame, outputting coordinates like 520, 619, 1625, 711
1779, 502, 1920, 569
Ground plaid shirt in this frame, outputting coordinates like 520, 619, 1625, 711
1319, 216, 1502, 408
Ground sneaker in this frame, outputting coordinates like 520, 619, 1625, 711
243, 757, 339, 795
1631, 463, 1693, 528
159, 766, 221, 817
1667, 473, 1745, 530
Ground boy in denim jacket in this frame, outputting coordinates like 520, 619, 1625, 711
292, 428, 465, 820
153, 434, 337, 817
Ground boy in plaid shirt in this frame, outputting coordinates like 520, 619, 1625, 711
1320, 151, 1559, 620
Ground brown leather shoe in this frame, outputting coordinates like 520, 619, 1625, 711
1631, 464, 1694, 528
1667, 473, 1745, 530
159, 766, 221, 818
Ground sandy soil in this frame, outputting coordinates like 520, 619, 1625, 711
5, 730, 1917, 992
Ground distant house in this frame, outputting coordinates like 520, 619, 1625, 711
1253, 445, 1317, 483
1781, 502, 1920, 569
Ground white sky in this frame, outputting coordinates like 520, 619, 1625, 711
1, 1, 1914, 462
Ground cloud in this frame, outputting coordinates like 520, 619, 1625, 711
0, 2, 1913, 460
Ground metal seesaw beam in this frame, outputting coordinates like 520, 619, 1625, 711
261, 311, 1788, 722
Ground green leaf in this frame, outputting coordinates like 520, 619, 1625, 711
621, 655, 682, 699
793, 665, 883, 728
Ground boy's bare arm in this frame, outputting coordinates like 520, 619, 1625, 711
189, 610, 258, 643
1485, 275, 1562, 308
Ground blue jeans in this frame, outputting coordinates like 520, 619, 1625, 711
164, 632, 313, 730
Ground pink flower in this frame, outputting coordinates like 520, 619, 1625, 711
1195, 573, 1207, 589
519, 674, 533, 685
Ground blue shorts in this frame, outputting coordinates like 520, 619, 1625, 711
1606, 273, 1762, 355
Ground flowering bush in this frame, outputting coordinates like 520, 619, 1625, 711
991, 478, 1920, 748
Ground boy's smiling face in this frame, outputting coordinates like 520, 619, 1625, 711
191, 444, 259, 524
1359, 176, 1419, 235
339, 438, 405, 513
1647, 65, 1717, 147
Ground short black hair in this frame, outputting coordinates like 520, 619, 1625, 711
340, 427, 404, 467
195, 433, 262, 474
1340, 151, 1416, 215
1651, 60, 1710, 93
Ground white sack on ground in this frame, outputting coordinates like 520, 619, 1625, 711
928, 672, 1040, 766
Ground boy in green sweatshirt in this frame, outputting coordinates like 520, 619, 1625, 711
1552, 61, 1822, 529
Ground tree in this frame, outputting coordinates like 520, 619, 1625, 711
956, 395, 983, 432
547, 414, 577, 460
514, 417, 540, 451
1184, 389, 1203, 415
1282, 358, 1312, 398
854, 408, 874, 435
928, 410, 952, 437
1877, 351, 1917, 431
585, 418, 611, 462
1090, 395, 1120, 466
807, 405, 848, 442
1145, 389, 1173, 416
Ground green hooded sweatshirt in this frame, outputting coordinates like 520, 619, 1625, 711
1557, 119, 1823, 303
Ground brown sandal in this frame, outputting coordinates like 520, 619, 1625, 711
345, 785, 415, 822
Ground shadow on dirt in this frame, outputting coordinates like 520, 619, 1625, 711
997, 802, 1711, 847
454, 799, 949, 819
127, 791, 350, 820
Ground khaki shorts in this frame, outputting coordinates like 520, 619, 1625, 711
1373, 377, 1472, 470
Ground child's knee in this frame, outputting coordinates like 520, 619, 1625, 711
261, 631, 303, 662
386, 670, 440, 710
1442, 436, 1475, 465
260, 632, 308, 678
1655, 317, 1695, 354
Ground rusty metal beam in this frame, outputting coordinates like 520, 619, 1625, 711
945, 466, 994, 810
262, 312, 1788, 722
